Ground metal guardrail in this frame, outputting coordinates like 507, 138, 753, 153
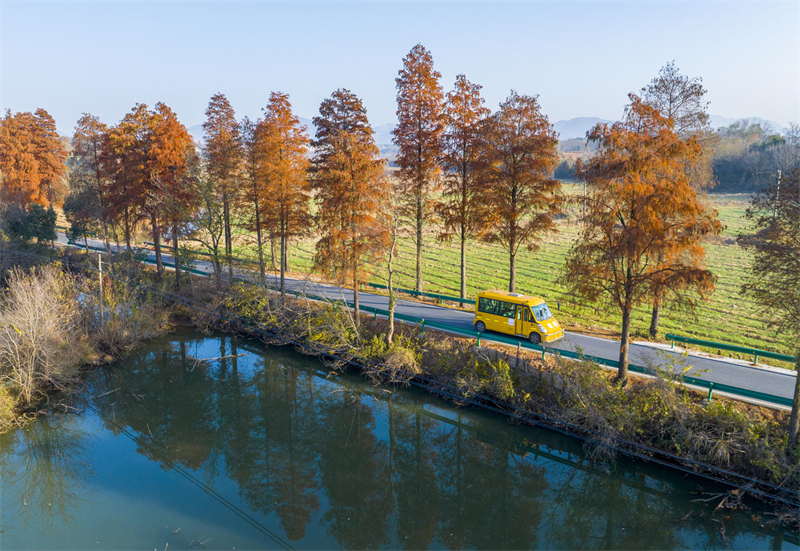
666, 333, 796, 364
345, 306, 795, 409
284, 292, 794, 408
62, 238, 794, 408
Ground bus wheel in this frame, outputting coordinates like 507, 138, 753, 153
476, 321, 486, 333
529, 332, 541, 345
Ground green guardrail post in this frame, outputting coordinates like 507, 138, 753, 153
671, 339, 674, 350
542, 348, 546, 361
707, 382, 714, 403
753, 353, 758, 365
477, 332, 481, 347
374, 310, 377, 321
420, 319, 426, 335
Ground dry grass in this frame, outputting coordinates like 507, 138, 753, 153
0, 266, 90, 429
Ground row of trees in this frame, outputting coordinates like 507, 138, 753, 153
713, 120, 800, 192
1, 47, 797, 447
393, 44, 561, 298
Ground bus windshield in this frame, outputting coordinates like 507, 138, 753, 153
531, 303, 553, 321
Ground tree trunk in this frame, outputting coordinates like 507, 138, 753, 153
387, 269, 396, 345
617, 304, 632, 385
788, 351, 800, 451
172, 221, 181, 288
213, 256, 222, 289
508, 249, 516, 293
223, 193, 233, 284
280, 233, 286, 296
270, 231, 276, 270
460, 232, 467, 300
102, 221, 111, 253
223, 193, 231, 257
152, 215, 163, 278
353, 262, 360, 331
649, 292, 662, 338
124, 208, 132, 252
283, 237, 289, 274
416, 187, 423, 292
255, 206, 265, 286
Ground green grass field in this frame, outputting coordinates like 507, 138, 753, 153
226, 185, 794, 367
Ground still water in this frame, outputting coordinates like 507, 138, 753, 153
0, 330, 797, 550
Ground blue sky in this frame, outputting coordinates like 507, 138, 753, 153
1, 1, 799, 135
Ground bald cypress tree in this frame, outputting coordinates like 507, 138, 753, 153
312, 89, 389, 329
392, 44, 445, 292
203, 93, 242, 283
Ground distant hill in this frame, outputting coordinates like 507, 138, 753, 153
552, 117, 611, 140
709, 115, 785, 133
187, 124, 204, 144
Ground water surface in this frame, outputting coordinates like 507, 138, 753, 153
0, 330, 796, 549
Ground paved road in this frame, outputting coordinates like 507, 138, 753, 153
60, 234, 797, 406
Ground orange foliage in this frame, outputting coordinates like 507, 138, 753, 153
566, 95, 722, 383
202, 93, 242, 275
479, 91, 561, 293
392, 44, 445, 292
0, 108, 67, 207
438, 74, 490, 299
255, 92, 311, 293
103, 103, 196, 278
312, 89, 389, 325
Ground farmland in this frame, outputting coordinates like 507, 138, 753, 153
223, 184, 794, 365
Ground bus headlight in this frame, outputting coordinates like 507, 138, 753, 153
537, 324, 546, 333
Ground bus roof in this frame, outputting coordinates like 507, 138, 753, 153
477, 290, 546, 306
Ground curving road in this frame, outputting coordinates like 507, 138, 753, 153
59, 233, 797, 409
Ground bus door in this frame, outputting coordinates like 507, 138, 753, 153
515, 305, 525, 335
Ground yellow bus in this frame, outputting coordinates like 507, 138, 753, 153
473, 290, 565, 344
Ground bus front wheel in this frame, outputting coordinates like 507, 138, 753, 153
476, 321, 486, 333
529, 332, 541, 345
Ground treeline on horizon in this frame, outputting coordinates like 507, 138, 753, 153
556, 119, 800, 192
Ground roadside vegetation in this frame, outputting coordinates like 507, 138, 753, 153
0, 244, 169, 432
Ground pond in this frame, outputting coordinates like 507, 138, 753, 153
0, 330, 797, 550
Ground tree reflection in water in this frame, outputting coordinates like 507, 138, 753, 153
6, 331, 789, 550
0, 415, 94, 531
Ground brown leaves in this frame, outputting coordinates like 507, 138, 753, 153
255, 92, 311, 241
566, 95, 722, 373
312, 89, 388, 286
478, 91, 562, 291
0, 109, 68, 208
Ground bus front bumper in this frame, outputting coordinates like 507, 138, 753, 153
543, 330, 565, 343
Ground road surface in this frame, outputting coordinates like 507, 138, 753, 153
58, 233, 797, 407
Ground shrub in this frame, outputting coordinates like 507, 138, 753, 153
0, 203, 57, 244
0, 266, 87, 410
